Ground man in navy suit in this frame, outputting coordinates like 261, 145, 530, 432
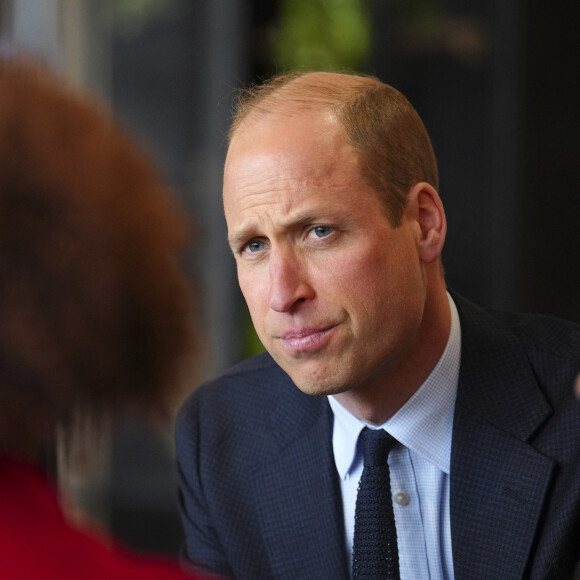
176, 71, 580, 579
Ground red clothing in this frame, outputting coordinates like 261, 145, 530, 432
0, 456, 204, 579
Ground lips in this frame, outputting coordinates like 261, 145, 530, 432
278, 326, 336, 354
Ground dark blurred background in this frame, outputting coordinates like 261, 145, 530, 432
1, 0, 578, 559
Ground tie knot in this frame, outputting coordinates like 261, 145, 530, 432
360, 428, 396, 467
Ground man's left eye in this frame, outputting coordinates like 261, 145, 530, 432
312, 226, 333, 238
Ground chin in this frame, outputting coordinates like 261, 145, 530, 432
274, 353, 353, 396
290, 374, 352, 397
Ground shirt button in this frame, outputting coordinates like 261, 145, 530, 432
393, 490, 410, 506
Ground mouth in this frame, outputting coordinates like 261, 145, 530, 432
278, 326, 336, 354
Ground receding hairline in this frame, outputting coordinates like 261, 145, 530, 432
227, 70, 439, 229
229, 71, 388, 143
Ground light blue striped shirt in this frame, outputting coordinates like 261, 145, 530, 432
328, 293, 461, 580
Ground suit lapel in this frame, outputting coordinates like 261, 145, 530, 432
450, 294, 556, 580
451, 409, 554, 580
251, 393, 349, 580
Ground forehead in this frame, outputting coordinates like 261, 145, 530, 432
225, 114, 355, 204
223, 114, 390, 244
225, 111, 355, 189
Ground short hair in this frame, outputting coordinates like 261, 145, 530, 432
229, 71, 438, 226
0, 59, 196, 453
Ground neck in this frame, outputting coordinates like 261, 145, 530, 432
333, 283, 451, 425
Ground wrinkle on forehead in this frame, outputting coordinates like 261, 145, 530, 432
223, 111, 361, 244
225, 183, 311, 248
226, 136, 358, 198
226, 162, 307, 219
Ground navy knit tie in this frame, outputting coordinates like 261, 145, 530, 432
352, 428, 400, 580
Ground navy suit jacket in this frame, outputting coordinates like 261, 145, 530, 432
176, 293, 580, 579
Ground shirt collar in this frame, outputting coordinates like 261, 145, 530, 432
328, 292, 461, 479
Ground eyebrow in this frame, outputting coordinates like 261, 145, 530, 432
227, 211, 328, 250
227, 227, 255, 250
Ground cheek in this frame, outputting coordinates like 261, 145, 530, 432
327, 242, 424, 320
324, 248, 390, 296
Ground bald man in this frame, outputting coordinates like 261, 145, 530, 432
176, 71, 580, 580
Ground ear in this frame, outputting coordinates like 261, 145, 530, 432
407, 182, 446, 264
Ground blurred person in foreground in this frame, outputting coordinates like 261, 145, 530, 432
176, 70, 580, 580
0, 58, 207, 579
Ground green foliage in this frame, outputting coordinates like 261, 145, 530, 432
242, 305, 265, 358
112, 0, 180, 36
273, 0, 371, 71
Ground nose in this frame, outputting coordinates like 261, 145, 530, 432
268, 247, 314, 312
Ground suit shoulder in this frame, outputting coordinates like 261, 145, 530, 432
492, 309, 580, 362
204, 351, 290, 395
219, 351, 282, 379
452, 290, 580, 362
481, 307, 580, 410
177, 352, 293, 424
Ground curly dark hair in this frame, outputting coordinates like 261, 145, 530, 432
0, 59, 196, 455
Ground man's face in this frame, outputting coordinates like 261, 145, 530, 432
224, 113, 429, 397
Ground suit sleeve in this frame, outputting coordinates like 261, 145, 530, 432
175, 393, 234, 579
